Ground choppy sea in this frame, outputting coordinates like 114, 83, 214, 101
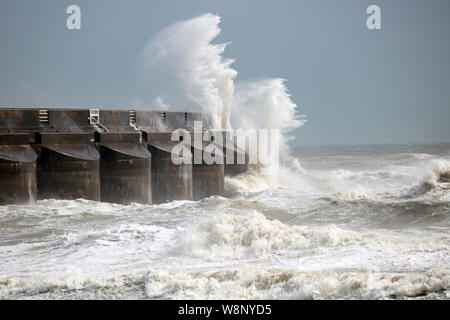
1, 143, 449, 299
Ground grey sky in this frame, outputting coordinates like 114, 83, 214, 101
0, 0, 449, 145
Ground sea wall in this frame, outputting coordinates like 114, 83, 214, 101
0, 108, 248, 205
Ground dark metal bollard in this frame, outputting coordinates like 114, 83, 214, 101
35, 132, 100, 201
96, 132, 152, 205
0, 133, 37, 205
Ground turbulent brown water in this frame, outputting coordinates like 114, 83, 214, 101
0, 143, 449, 299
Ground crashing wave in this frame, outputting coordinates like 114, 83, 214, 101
406, 159, 450, 197
2, 268, 448, 299
334, 187, 370, 201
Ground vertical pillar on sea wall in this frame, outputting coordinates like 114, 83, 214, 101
192, 137, 225, 201
96, 132, 152, 204
0, 133, 37, 205
134, 111, 231, 202
135, 111, 197, 204
224, 148, 249, 177
35, 132, 100, 201
222, 131, 249, 177
144, 132, 193, 204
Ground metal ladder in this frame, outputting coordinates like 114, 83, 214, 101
89, 109, 109, 132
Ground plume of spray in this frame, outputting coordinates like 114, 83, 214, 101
141, 13, 236, 129
232, 78, 305, 164
140, 13, 305, 192
228, 78, 306, 191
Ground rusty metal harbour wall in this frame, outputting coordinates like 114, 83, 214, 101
0, 108, 249, 205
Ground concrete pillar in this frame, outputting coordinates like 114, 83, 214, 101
144, 132, 193, 204
0, 133, 37, 205
96, 132, 152, 204
35, 132, 100, 201
222, 131, 249, 177
192, 139, 225, 201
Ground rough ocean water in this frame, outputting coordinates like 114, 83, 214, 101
1, 143, 449, 299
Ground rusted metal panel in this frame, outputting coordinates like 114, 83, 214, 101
96, 132, 152, 204
0, 133, 33, 145
0, 109, 40, 133
94, 131, 141, 144
97, 110, 136, 132
40, 109, 92, 132
136, 111, 202, 133
136, 112, 172, 132
37, 132, 92, 144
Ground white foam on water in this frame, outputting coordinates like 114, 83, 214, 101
1, 268, 448, 300
143, 268, 450, 300
165, 211, 450, 277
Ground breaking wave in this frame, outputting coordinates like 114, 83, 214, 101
420, 159, 450, 188
177, 212, 362, 259
1, 268, 448, 300
141, 13, 305, 191
141, 13, 236, 130
176, 212, 450, 261
144, 268, 450, 300
334, 187, 370, 201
